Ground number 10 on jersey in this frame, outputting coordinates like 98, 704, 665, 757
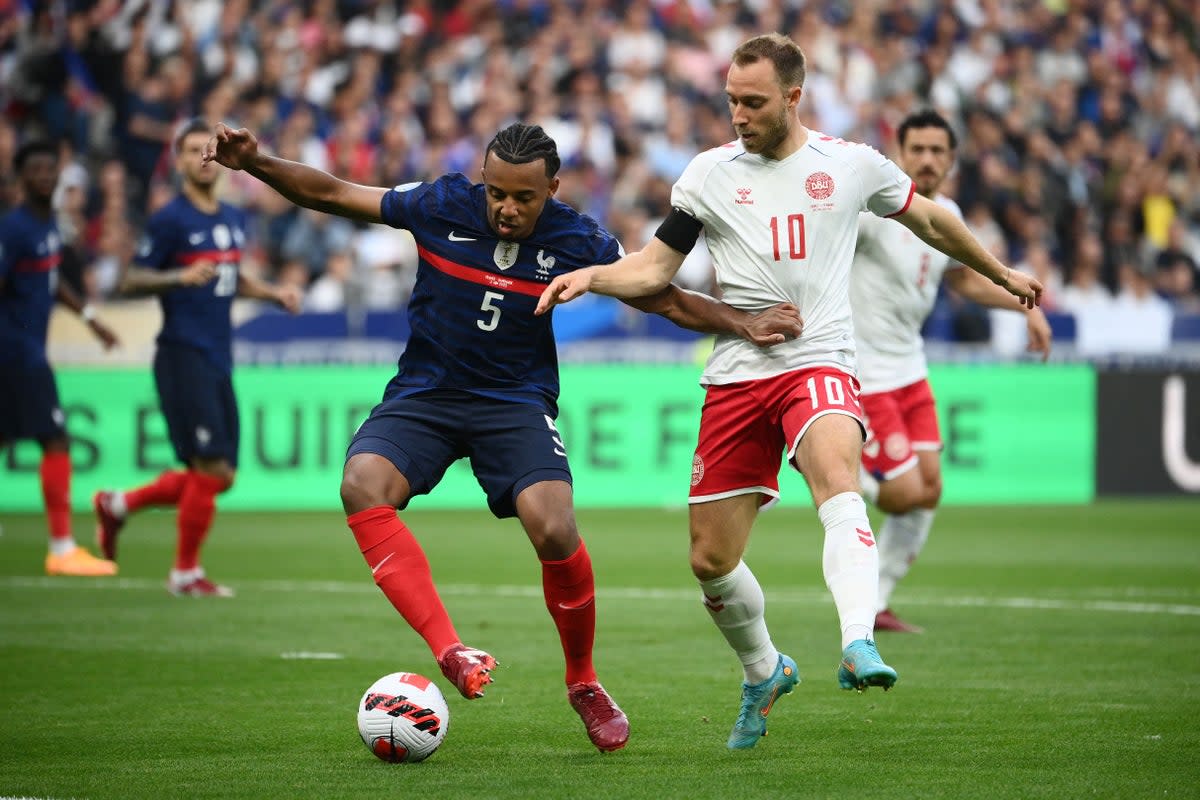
769, 214, 806, 261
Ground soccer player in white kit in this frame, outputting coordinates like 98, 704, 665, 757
536, 34, 1043, 750
852, 110, 1052, 634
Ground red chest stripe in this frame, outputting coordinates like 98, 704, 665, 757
15, 253, 61, 273
177, 249, 242, 264
418, 245, 544, 298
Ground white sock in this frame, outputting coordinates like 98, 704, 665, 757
49, 537, 77, 556
858, 466, 880, 504
699, 561, 779, 684
170, 566, 200, 585
819, 492, 880, 648
109, 491, 128, 517
876, 508, 935, 612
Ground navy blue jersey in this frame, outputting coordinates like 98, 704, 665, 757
379, 174, 621, 412
0, 206, 62, 365
134, 195, 248, 374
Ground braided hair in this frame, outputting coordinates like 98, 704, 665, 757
484, 123, 561, 178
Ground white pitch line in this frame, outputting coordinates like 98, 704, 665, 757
1, 575, 1199, 617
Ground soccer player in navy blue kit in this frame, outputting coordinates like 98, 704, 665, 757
93, 119, 302, 597
204, 121, 802, 752
1, 141, 120, 576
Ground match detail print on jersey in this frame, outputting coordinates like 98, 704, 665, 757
417, 245, 544, 298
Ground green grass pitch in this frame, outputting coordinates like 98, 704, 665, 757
1, 500, 1198, 799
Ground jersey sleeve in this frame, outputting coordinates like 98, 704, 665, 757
668, 155, 710, 223
853, 145, 915, 218
133, 210, 177, 271
380, 181, 436, 231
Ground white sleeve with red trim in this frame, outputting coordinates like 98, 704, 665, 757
849, 144, 915, 219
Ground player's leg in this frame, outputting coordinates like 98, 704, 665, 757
168, 456, 235, 597
689, 379, 797, 749
875, 381, 943, 630
472, 404, 627, 751
18, 361, 116, 576
786, 370, 896, 691
93, 471, 189, 561
342, 398, 490, 699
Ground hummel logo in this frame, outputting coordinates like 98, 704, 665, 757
188, 232, 205, 245
735, 187, 754, 205
448, 231, 476, 241
370, 552, 395, 575
856, 527, 875, 547
702, 593, 725, 612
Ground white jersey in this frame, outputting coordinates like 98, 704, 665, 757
850, 195, 963, 393
671, 132, 914, 385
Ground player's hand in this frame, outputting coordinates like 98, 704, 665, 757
88, 318, 119, 350
742, 303, 804, 347
180, 260, 218, 286
535, 269, 595, 315
203, 123, 259, 171
276, 285, 303, 314
998, 266, 1043, 308
1026, 307, 1052, 362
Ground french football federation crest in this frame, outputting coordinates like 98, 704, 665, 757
494, 241, 519, 270
212, 224, 232, 250
536, 249, 555, 277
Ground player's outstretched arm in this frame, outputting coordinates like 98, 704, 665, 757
203, 123, 387, 223
895, 194, 1043, 308
944, 267, 1052, 361
119, 261, 218, 295
626, 287, 803, 347
535, 237, 686, 315
237, 272, 303, 314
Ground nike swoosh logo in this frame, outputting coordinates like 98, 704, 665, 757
448, 231, 476, 241
370, 552, 394, 575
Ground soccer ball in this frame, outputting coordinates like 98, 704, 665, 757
357, 672, 450, 763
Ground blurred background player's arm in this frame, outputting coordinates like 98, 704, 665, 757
204, 123, 387, 224
54, 274, 119, 350
944, 267, 1052, 360
237, 271, 302, 314
119, 260, 217, 295
626, 287, 803, 347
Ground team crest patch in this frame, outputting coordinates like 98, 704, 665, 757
805, 172, 835, 200
884, 432, 909, 461
691, 453, 705, 486
494, 241, 519, 270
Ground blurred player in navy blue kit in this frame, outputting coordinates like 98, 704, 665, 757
204, 121, 802, 752
1, 141, 120, 576
93, 119, 301, 598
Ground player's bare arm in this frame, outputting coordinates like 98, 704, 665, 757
627, 287, 803, 347
119, 261, 218, 295
55, 278, 119, 350
895, 194, 1043, 308
236, 272, 303, 314
535, 237, 686, 314
944, 267, 1052, 360
203, 123, 387, 224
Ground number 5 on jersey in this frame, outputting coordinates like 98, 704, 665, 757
478, 291, 504, 331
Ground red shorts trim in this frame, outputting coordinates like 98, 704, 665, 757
860, 378, 941, 481
689, 367, 865, 504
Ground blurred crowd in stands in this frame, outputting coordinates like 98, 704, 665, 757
2, 0, 1198, 354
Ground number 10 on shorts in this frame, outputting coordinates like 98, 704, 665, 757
807, 374, 854, 410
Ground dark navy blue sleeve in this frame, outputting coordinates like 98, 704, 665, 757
380, 181, 437, 231
134, 208, 178, 271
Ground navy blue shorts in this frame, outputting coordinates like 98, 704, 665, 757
346, 391, 571, 518
154, 345, 239, 467
0, 359, 66, 443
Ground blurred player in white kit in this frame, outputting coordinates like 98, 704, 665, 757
851, 109, 1052, 633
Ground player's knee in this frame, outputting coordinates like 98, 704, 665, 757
689, 545, 737, 582
921, 477, 943, 509
526, 517, 579, 560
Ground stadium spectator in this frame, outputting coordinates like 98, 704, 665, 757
92, 119, 302, 598
0, 140, 119, 576
203, 118, 804, 753
536, 34, 1041, 751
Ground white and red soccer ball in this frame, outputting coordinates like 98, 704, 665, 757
357, 672, 449, 763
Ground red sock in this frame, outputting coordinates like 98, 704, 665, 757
175, 471, 226, 571
348, 505, 460, 658
40, 451, 72, 542
126, 470, 188, 512
542, 538, 597, 685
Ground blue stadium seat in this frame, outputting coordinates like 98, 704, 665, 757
1172, 314, 1200, 340
1045, 311, 1076, 340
